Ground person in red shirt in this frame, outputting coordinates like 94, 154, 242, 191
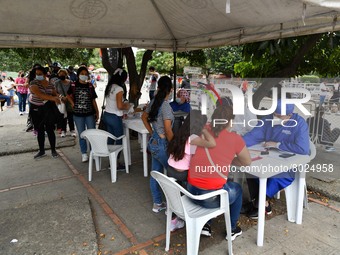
187, 105, 251, 240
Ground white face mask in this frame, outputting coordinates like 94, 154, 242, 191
175, 98, 183, 104
36, 75, 44, 81
79, 75, 88, 81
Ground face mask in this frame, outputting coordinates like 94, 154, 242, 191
175, 98, 183, 104
36, 75, 44, 81
79, 75, 88, 81
59, 75, 66, 81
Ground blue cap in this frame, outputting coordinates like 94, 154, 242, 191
275, 99, 294, 115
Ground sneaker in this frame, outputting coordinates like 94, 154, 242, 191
51, 151, 59, 158
247, 203, 272, 220
170, 217, 185, 232
60, 131, 66, 138
152, 202, 166, 213
226, 226, 242, 241
82, 154, 89, 162
19, 112, 23, 116
201, 223, 212, 237
71, 130, 77, 137
325, 146, 336, 152
34, 151, 46, 159
240, 201, 253, 214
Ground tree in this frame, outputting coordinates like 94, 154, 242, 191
204, 46, 243, 76
0, 48, 96, 71
234, 33, 340, 107
100, 47, 155, 105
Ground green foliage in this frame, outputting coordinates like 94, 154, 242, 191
0, 48, 97, 72
240, 33, 340, 78
135, 50, 190, 75
299, 75, 320, 83
204, 46, 243, 76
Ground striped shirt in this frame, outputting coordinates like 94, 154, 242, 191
29, 79, 55, 106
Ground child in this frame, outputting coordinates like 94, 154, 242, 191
166, 110, 216, 231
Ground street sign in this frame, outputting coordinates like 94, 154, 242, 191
184, 66, 202, 74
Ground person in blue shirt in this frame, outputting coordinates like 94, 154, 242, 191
170, 89, 191, 113
242, 99, 310, 219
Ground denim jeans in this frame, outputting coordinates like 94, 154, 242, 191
187, 181, 242, 230
17, 92, 27, 112
73, 115, 96, 154
0, 94, 11, 106
148, 132, 169, 204
320, 95, 326, 105
103, 111, 123, 145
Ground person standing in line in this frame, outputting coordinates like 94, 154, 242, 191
15, 72, 28, 115
67, 66, 77, 82
0, 79, 11, 108
29, 66, 61, 159
319, 81, 329, 105
148, 66, 159, 101
54, 69, 76, 138
4, 77, 16, 107
142, 76, 174, 213
67, 66, 99, 162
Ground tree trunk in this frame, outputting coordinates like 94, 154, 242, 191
123, 48, 153, 105
252, 33, 323, 108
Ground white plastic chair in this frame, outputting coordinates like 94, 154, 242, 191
276, 140, 316, 220
151, 171, 233, 255
80, 129, 129, 183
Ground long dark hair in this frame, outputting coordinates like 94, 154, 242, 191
148, 76, 172, 122
210, 105, 234, 137
104, 68, 127, 97
168, 110, 207, 161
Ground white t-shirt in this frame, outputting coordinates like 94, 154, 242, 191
320, 82, 328, 96
105, 84, 124, 116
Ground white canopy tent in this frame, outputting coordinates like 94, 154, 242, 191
0, 0, 339, 51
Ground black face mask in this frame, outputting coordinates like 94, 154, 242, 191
59, 75, 66, 81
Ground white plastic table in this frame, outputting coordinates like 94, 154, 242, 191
123, 117, 149, 177
235, 146, 311, 246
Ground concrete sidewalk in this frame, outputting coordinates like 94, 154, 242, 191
1, 106, 339, 254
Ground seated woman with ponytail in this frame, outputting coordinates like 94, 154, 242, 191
142, 76, 174, 213
167, 110, 216, 183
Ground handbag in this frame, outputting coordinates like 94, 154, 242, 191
205, 147, 228, 180
57, 101, 66, 114
98, 96, 107, 131
43, 101, 63, 125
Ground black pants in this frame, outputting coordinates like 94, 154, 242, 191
31, 104, 56, 152
58, 111, 75, 132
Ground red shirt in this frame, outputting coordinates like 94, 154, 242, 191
188, 128, 245, 190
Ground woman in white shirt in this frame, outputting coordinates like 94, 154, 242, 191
103, 68, 131, 145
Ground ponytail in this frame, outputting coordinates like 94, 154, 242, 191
105, 68, 127, 97
148, 76, 172, 122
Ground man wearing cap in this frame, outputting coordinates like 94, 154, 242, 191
68, 66, 77, 82
241, 99, 310, 219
